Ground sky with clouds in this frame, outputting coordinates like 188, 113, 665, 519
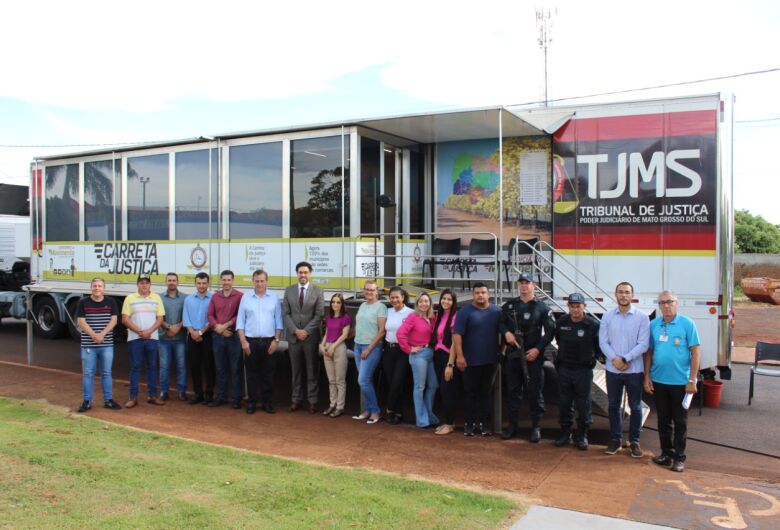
1, 0, 779, 222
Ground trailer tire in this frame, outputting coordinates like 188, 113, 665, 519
33, 297, 65, 339
66, 299, 81, 341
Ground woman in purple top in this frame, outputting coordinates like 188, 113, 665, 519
431, 289, 459, 435
319, 293, 352, 417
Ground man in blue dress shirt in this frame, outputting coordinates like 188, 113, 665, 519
237, 269, 284, 414
599, 281, 650, 458
183, 272, 214, 405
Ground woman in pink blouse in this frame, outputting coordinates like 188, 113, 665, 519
319, 293, 351, 417
397, 293, 439, 428
431, 289, 459, 435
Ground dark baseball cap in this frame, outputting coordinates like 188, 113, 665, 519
517, 272, 533, 283
568, 292, 585, 304
137, 274, 151, 283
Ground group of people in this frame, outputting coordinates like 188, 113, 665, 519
75, 265, 701, 472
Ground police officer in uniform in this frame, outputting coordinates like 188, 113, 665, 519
553, 292, 601, 450
501, 272, 555, 442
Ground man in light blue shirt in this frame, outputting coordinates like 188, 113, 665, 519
645, 290, 701, 473
183, 272, 214, 405
237, 269, 283, 414
599, 281, 650, 458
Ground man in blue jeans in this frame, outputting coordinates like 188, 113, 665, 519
159, 272, 188, 401
76, 277, 121, 412
207, 270, 244, 408
121, 274, 166, 408
599, 281, 650, 458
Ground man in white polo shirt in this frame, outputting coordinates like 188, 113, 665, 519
121, 274, 166, 408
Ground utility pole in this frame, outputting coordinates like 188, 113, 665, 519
536, 6, 555, 107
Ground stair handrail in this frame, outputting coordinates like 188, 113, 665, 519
510, 238, 616, 315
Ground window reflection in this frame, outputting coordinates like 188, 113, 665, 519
409, 149, 426, 234
175, 149, 219, 240
45, 164, 79, 242
84, 159, 121, 241
127, 154, 169, 240
229, 142, 282, 238
290, 136, 349, 238
360, 138, 380, 235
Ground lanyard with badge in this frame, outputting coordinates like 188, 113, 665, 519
659, 323, 669, 343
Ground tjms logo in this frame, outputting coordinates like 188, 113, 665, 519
578, 149, 701, 199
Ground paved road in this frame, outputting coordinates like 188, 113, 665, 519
1, 318, 778, 529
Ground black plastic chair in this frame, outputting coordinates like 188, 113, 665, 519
502, 237, 538, 287
422, 238, 463, 288
748, 341, 780, 405
464, 238, 497, 287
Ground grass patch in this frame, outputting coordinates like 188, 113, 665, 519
0, 399, 518, 528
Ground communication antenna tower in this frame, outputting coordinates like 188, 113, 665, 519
536, 6, 555, 106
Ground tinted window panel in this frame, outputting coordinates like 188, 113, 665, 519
229, 142, 282, 238
175, 149, 219, 240
127, 154, 169, 240
290, 136, 349, 238
45, 164, 79, 242
84, 159, 121, 241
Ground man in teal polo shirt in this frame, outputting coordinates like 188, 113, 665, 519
644, 290, 701, 473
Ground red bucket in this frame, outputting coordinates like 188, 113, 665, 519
702, 380, 723, 408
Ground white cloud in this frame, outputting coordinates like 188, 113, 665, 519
3, 0, 778, 113
1, 0, 385, 111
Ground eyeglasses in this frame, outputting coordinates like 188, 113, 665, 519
658, 300, 676, 306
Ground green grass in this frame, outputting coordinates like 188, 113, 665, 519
0, 399, 519, 529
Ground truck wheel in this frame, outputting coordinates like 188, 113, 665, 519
66, 299, 81, 341
33, 297, 65, 339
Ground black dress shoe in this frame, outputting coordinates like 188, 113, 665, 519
232, 400, 242, 409
500, 425, 517, 440
261, 403, 276, 414
202, 394, 214, 406
652, 454, 674, 467
177, 392, 187, 401
246, 402, 256, 415
208, 398, 227, 408
77, 400, 92, 413
189, 394, 204, 405
160, 392, 169, 402
554, 432, 572, 447
104, 399, 122, 410
387, 414, 400, 425
463, 422, 476, 437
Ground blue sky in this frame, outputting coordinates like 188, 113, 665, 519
1, 0, 779, 223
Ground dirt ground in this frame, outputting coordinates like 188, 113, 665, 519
732, 303, 780, 346
1, 305, 779, 528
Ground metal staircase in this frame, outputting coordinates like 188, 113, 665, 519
508, 236, 651, 429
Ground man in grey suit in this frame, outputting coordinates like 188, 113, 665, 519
283, 261, 325, 413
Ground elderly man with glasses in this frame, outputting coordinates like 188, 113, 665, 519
644, 290, 702, 473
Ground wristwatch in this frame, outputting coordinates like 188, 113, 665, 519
688, 379, 696, 383
446, 363, 455, 368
